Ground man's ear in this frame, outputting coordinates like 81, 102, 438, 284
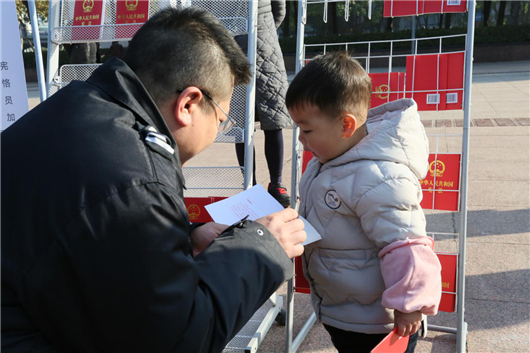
341, 114, 358, 138
174, 87, 203, 127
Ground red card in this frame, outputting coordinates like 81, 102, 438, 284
419, 153, 461, 211
436, 253, 458, 312
72, 0, 104, 40
115, 0, 150, 39
405, 53, 464, 111
369, 72, 405, 108
371, 328, 409, 353
185, 197, 226, 223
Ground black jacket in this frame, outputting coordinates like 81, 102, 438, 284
1, 58, 293, 353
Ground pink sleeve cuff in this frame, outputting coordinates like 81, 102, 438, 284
380, 239, 442, 315
378, 237, 434, 258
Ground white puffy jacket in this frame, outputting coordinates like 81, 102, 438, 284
300, 99, 441, 334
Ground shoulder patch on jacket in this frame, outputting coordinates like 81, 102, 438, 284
325, 190, 341, 209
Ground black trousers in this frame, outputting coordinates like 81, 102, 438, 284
323, 324, 419, 353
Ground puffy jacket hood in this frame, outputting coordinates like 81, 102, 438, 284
323, 99, 429, 179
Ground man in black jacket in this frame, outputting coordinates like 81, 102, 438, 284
1, 8, 306, 353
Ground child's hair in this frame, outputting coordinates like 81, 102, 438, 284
286, 51, 372, 124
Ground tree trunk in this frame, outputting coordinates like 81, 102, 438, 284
21, 1, 34, 50
380, 17, 393, 32
445, 13, 452, 29
293, 1, 298, 35
282, 0, 291, 37
483, 0, 492, 26
507, 0, 521, 25
497, 1, 507, 26
422, 14, 429, 28
330, 1, 338, 35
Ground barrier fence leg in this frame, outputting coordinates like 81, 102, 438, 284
285, 277, 294, 353
457, 1, 476, 353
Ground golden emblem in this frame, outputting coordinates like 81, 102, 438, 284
429, 160, 445, 177
125, 0, 139, 11
187, 204, 201, 220
375, 84, 390, 100
83, 0, 94, 13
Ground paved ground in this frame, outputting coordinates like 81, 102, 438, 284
26, 61, 529, 352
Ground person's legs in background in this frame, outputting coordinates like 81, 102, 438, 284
264, 129, 290, 207
234, 129, 290, 208
235, 142, 257, 186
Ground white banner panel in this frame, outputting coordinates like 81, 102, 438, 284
1, 0, 30, 131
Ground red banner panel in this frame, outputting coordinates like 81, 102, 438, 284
420, 153, 461, 211
115, 0, 150, 39
441, 52, 465, 110
294, 256, 311, 294
384, 0, 466, 17
301, 150, 313, 174
424, 0, 467, 14
384, 0, 423, 17
405, 53, 464, 111
369, 72, 406, 108
295, 150, 317, 294
72, 0, 104, 40
436, 253, 458, 312
185, 197, 227, 223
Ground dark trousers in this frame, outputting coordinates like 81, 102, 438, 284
323, 324, 419, 353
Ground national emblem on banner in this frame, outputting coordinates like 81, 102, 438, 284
72, 0, 104, 40
115, 0, 150, 39
419, 153, 461, 211
369, 72, 406, 108
184, 197, 227, 223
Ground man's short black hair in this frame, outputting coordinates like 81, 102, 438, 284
286, 51, 372, 123
123, 7, 250, 104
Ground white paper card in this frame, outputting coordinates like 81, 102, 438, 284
205, 184, 283, 224
205, 184, 322, 246
298, 216, 322, 246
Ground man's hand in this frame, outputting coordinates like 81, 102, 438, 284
394, 309, 422, 336
255, 208, 306, 258
190, 222, 229, 257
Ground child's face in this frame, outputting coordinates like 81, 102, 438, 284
289, 104, 347, 164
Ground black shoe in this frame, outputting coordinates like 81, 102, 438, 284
268, 183, 291, 208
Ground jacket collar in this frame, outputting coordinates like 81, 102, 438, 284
86, 58, 185, 182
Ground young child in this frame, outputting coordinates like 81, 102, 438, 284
286, 52, 442, 353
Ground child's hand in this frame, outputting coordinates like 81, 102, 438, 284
393, 310, 422, 336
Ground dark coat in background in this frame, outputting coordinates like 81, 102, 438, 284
1, 58, 293, 353
237, 0, 291, 130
